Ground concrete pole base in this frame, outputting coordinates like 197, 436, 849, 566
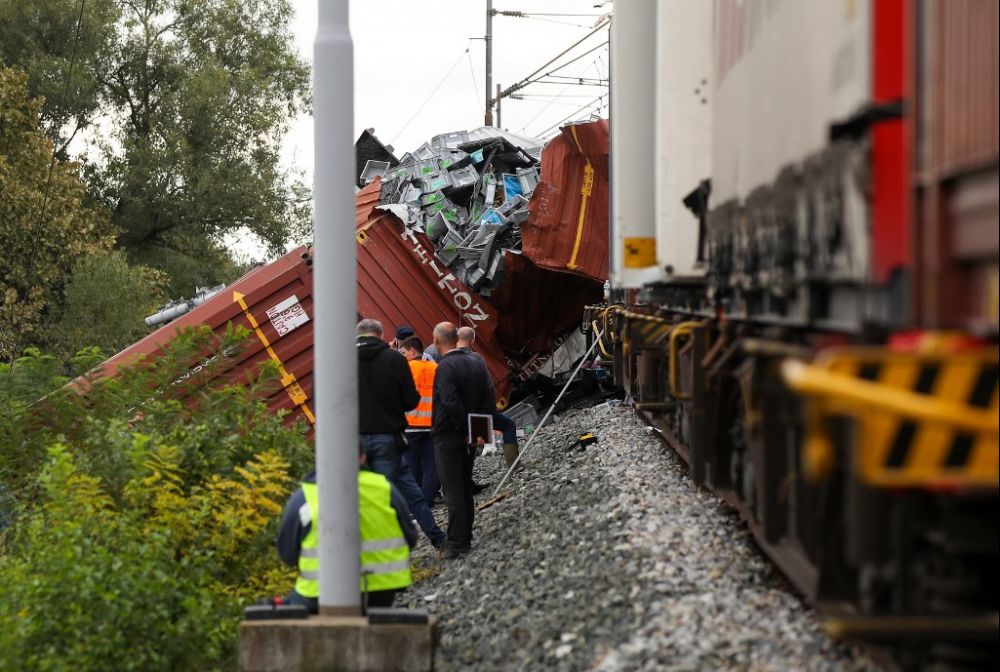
239, 616, 437, 672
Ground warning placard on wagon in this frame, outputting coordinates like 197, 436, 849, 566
266, 295, 310, 337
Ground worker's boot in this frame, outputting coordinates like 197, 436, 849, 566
502, 442, 520, 469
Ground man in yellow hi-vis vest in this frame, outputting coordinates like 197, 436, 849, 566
400, 336, 440, 506
276, 454, 418, 613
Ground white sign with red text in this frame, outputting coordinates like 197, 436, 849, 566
266, 295, 310, 337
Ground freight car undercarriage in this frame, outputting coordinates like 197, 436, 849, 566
583, 302, 999, 671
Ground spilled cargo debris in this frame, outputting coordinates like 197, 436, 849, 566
359, 127, 545, 299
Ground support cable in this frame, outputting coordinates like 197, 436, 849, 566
532, 95, 606, 137
390, 48, 469, 146
466, 48, 484, 114
493, 329, 605, 496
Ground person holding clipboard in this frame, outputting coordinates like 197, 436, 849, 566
430, 321, 495, 560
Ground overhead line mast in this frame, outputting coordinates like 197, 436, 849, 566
485, 0, 494, 126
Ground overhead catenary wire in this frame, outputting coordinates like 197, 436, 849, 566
497, 22, 607, 101
531, 95, 606, 137
502, 41, 607, 97
493, 11, 605, 17
514, 16, 594, 29
532, 77, 608, 87
511, 45, 608, 135
516, 52, 605, 134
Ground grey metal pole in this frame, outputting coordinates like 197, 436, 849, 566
314, 0, 360, 616
485, 0, 494, 126
492, 329, 604, 495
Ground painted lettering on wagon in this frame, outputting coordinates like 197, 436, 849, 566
400, 228, 491, 327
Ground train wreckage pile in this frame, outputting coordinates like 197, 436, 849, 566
355, 121, 610, 402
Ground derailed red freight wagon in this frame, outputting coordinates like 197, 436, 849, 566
88, 247, 318, 430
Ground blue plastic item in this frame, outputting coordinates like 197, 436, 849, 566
502, 174, 523, 200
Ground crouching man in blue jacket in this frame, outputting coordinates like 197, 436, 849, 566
275, 451, 419, 613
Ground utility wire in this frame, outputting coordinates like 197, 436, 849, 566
517, 16, 593, 29
390, 48, 469, 146
512, 98, 598, 108
10, 0, 87, 364
523, 42, 606, 84
510, 93, 603, 99
498, 43, 607, 97
534, 76, 608, 86
493, 11, 605, 17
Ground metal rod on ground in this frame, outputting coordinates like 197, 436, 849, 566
314, 0, 360, 616
492, 328, 605, 496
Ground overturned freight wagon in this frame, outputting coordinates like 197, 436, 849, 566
86, 121, 609, 416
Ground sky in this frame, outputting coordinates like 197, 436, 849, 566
282, 0, 611, 181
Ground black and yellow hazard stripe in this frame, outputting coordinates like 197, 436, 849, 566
787, 346, 999, 489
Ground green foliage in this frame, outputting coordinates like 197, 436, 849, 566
0, 347, 105, 494
0, 0, 120, 149
0, 327, 311, 669
0, 0, 312, 296
47, 250, 167, 357
0, 67, 114, 358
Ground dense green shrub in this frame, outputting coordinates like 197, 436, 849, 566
0, 326, 313, 670
46, 250, 167, 358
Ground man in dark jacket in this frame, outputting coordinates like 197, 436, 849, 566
431, 321, 495, 559
457, 326, 519, 469
357, 318, 446, 548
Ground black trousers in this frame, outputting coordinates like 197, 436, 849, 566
434, 434, 474, 551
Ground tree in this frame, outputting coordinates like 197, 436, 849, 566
0, 0, 312, 295
0, 67, 113, 359
0, 0, 120, 154
47, 250, 166, 357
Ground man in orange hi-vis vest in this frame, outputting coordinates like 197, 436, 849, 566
400, 336, 440, 506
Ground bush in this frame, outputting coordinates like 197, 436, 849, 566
0, 326, 313, 670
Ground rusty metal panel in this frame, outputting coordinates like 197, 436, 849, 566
354, 181, 513, 403
523, 120, 609, 282
929, 0, 999, 176
92, 247, 317, 429
917, 2, 999, 329
490, 252, 602, 354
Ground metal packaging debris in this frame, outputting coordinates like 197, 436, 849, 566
373, 127, 544, 297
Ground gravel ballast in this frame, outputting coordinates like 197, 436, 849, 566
398, 403, 877, 671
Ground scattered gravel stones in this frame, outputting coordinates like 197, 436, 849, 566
398, 404, 878, 671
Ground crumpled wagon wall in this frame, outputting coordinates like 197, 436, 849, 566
522, 120, 610, 282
